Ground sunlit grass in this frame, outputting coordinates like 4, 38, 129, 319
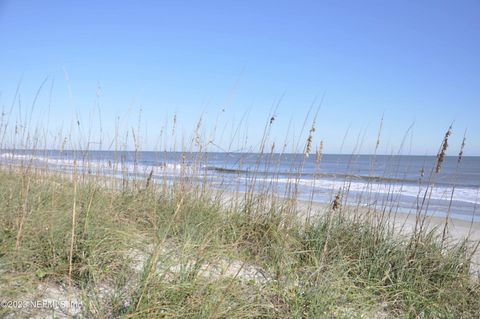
0, 100, 479, 317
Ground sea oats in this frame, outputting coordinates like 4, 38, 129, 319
332, 192, 341, 211
172, 114, 177, 136
145, 168, 154, 188
305, 136, 313, 158
315, 141, 324, 164
458, 135, 466, 164
304, 121, 316, 158
435, 126, 452, 174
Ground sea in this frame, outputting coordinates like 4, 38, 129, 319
1, 150, 479, 222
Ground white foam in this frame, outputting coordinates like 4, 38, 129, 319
2, 152, 479, 206
248, 176, 480, 205
0, 152, 194, 176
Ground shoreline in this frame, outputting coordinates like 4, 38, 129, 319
2, 163, 479, 252
3, 162, 479, 241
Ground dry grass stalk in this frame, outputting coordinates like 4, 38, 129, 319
442, 132, 467, 245
304, 121, 316, 158
15, 171, 31, 251
458, 135, 466, 164
435, 125, 452, 173
68, 158, 78, 314
315, 140, 323, 164
332, 192, 341, 211
145, 168, 154, 189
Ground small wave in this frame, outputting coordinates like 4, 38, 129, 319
246, 176, 480, 205
205, 166, 251, 174
203, 164, 469, 188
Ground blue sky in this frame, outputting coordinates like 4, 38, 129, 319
0, 0, 479, 154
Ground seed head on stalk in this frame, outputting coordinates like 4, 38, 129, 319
304, 121, 316, 158
458, 135, 466, 164
332, 192, 341, 211
435, 125, 452, 174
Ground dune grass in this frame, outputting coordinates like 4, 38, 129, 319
0, 96, 479, 317
0, 165, 479, 318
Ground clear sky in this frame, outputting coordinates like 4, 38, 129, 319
0, 0, 479, 155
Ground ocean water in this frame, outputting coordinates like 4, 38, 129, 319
1, 150, 479, 222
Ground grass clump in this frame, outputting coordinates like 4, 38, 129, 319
302, 214, 480, 317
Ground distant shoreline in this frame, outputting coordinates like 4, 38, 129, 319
2, 148, 480, 157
